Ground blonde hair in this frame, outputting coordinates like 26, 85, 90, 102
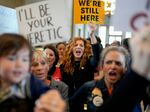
32, 48, 49, 65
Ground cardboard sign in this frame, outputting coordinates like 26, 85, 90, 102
16, 0, 70, 46
111, 0, 150, 32
74, 0, 105, 24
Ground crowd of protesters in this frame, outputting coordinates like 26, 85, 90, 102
0, 23, 150, 112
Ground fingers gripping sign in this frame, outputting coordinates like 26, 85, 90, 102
130, 25, 150, 81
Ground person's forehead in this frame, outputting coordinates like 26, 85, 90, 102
9, 48, 30, 55
105, 51, 125, 61
45, 48, 54, 53
33, 56, 46, 62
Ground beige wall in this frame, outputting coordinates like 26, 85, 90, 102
0, 0, 43, 8
24, 0, 43, 4
0, 0, 25, 8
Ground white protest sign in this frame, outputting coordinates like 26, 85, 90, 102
0, 5, 18, 34
16, 0, 70, 46
111, 0, 150, 32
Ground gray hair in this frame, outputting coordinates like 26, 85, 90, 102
100, 46, 130, 68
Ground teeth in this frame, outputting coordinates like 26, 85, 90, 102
109, 71, 116, 76
76, 51, 81, 53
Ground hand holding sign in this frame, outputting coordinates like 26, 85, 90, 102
130, 25, 150, 81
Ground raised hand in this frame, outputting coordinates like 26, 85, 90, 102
88, 22, 98, 44
88, 21, 97, 37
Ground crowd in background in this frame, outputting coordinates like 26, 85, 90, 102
0, 23, 150, 112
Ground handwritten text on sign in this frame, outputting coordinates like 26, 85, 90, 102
16, 1, 69, 46
74, 0, 105, 24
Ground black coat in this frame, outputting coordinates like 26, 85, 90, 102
61, 44, 101, 98
69, 79, 113, 112
97, 69, 150, 112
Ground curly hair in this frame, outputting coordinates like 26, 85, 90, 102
62, 37, 92, 74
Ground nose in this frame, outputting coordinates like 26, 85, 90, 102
16, 58, 23, 68
110, 62, 117, 69
46, 54, 50, 59
37, 64, 43, 70
60, 49, 64, 53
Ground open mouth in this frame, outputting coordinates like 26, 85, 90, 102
108, 71, 117, 77
75, 50, 82, 56
76, 50, 81, 54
